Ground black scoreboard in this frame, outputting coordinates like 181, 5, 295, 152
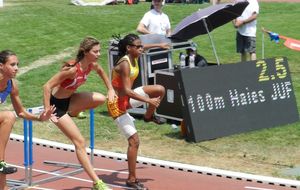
174, 57, 299, 142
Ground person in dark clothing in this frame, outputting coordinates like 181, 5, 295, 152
185, 48, 208, 67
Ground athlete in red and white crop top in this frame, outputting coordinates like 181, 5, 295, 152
60, 61, 92, 90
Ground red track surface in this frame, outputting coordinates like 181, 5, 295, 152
4, 140, 296, 190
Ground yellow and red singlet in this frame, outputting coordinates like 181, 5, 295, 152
108, 55, 139, 119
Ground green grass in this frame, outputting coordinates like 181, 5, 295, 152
1, 0, 300, 180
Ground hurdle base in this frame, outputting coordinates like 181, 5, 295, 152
7, 179, 29, 190
44, 160, 82, 169
32, 167, 84, 186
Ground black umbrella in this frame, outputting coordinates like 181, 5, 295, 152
170, 1, 249, 65
171, 1, 249, 41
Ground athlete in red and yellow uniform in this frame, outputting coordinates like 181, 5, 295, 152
108, 55, 139, 119
107, 34, 166, 190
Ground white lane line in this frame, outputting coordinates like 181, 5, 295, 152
95, 168, 129, 174
27, 186, 56, 190
245, 186, 275, 190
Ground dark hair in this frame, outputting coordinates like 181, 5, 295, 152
112, 33, 140, 65
0, 50, 16, 65
76, 36, 100, 63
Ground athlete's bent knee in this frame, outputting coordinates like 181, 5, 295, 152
157, 85, 165, 96
94, 93, 106, 106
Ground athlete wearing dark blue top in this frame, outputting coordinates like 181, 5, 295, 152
0, 50, 54, 190
0, 80, 12, 104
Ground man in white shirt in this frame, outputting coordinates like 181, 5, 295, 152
233, 0, 259, 62
136, 0, 171, 36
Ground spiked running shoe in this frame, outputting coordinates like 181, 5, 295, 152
92, 180, 111, 190
126, 180, 148, 190
143, 115, 166, 125
77, 111, 87, 119
0, 161, 17, 174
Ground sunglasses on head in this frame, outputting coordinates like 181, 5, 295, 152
129, 44, 144, 49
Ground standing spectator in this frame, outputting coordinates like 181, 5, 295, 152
107, 34, 165, 190
0, 50, 55, 190
150, 0, 165, 10
137, 0, 171, 36
137, 0, 170, 125
233, 0, 259, 62
42, 37, 115, 190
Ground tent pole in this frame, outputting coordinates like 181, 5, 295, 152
203, 18, 220, 65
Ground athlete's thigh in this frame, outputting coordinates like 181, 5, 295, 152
68, 92, 106, 112
142, 85, 165, 98
55, 114, 83, 142
0, 111, 16, 125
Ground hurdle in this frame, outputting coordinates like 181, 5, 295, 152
35, 109, 96, 185
7, 109, 34, 189
8, 108, 96, 189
